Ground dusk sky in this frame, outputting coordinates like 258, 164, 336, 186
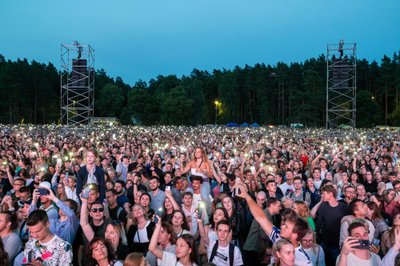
1, 0, 399, 85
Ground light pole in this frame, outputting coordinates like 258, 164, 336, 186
214, 100, 220, 125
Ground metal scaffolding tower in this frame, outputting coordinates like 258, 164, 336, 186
60, 42, 95, 126
326, 40, 357, 128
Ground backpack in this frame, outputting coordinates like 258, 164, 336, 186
209, 240, 235, 266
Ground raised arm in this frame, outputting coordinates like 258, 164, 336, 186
235, 183, 273, 236
165, 189, 180, 211
80, 197, 95, 242
197, 218, 209, 246
148, 216, 163, 259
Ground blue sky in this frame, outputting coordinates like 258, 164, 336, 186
0, 0, 399, 85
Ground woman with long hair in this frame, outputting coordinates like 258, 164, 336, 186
105, 221, 130, 261
161, 196, 176, 222
301, 230, 325, 266
169, 210, 190, 237
56, 182, 68, 201
145, 222, 177, 266
366, 201, 390, 240
126, 204, 155, 255
272, 239, 295, 266
182, 147, 212, 208
383, 189, 399, 218
86, 237, 123, 266
148, 218, 198, 266
370, 193, 392, 226
221, 196, 240, 245
381, 214, 400, 255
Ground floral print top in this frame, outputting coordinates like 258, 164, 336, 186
23, 235, 73, 266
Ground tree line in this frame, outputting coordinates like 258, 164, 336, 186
0, 52, 399, 127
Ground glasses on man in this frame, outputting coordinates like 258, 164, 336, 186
91, 208, 104, 213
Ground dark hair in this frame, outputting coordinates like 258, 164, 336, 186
0, 240, 9, 266
106, 189, 118, 196
349, 199, 363, 216
293, 217, 310, 242
321, 184, 337, 197
90, 200, 104, 210
19, 186, 31, 194
321, 179, 333, 187
312, 167, 321, 173
178, 234, 198, 265
170, 210, 190, 231
140, 192, 151, 203
293, 176, 302, 183
115, 180, 125, 187
281, 209, 298, 224
348, 221, 368, 236
64, 199, 78, 214
161, 222, 177, 245
0, 211, 18, 231
190, 175, 203, 184
267, 197, 281, 208
216, 220, 231, 231
367, 201, 384, 221
149, 176, 159, 182
19, 168, 30, 179
183, 192, 193, 198
14, 178, 26, 185
210, 207, 230, 229
27, 210, 49, 226
86, 237, 115, 266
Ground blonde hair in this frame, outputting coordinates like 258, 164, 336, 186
123, 252, 144, 266
272, 239, 294, 266
294, 201, 310, 218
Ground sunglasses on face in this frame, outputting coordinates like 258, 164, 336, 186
91, 208, 104, 213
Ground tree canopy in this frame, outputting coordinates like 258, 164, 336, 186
0, 52, 399, 127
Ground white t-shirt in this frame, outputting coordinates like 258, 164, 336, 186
159, 251, 198, 266
279, 182, 294, 195
206, 239, 243, 266
336, 252, 381, 266
294, 246, 313, 266
134, 221, 150, 243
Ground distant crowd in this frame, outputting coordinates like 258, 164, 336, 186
1, 125, 400, 266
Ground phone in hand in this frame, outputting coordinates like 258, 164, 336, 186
38, 188, 49, 196
354, 239, 370, 249
81, 186, 90, 199
147, 209, 156, 219
372, 239, 380, 246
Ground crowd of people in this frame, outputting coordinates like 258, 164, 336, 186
1, 124, 400, 266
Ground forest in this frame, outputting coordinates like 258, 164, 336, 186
0, 52, 399, 127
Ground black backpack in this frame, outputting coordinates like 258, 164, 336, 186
209, 240, 235, 266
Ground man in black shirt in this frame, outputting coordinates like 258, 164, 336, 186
314, 185, 348, 266
105, 189, 127, 225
